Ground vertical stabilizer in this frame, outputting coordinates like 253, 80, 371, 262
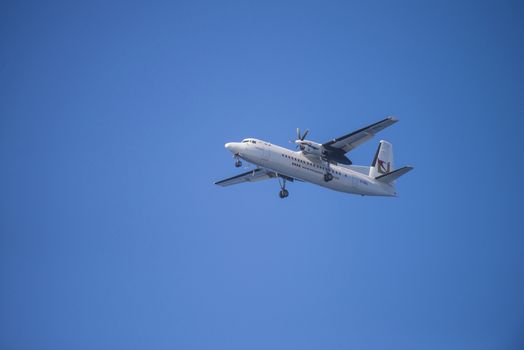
369, 140, 394, 178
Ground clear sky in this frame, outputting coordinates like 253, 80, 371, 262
1, 1, 523, 349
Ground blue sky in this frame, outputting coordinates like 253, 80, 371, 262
1, 1, 523, 349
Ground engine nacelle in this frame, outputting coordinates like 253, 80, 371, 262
295, 140, 352, 165
296, 140, 322, 157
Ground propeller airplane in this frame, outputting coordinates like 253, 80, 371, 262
215, 117, 413, 198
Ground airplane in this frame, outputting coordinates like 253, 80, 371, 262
215, 117, 413, 198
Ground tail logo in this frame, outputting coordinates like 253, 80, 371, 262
378, 159, 391, 174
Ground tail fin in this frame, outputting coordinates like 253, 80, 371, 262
369, 140, 394, 178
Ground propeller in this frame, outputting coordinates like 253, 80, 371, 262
297, 128, 309, 141
295, 128, 309, 150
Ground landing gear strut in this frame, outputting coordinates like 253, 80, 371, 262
278, 177, 289, 199
234, 155, 242, 168
323, 161, 333, 182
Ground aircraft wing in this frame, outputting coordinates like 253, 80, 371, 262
215, 168, 273, 186
322, 117, 398, 154
215, 168, 298, 187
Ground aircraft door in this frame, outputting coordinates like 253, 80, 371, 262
261, 146, 270, 161
254, 145, 270, 161
351, 175, 357, 189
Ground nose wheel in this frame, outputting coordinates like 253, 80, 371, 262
234, 154, 242, 168
278, 177, 289, 199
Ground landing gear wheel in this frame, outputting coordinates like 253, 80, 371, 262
277, 177, 289, 199
324, 173, 333, 182
235, 160, 242, 168
279, 189, 289, 199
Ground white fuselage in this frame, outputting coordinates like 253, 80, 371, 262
227, 139, 397, 196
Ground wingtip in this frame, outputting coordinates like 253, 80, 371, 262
387, 116, 399, 122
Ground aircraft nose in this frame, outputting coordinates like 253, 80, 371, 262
225, 142, 240, 153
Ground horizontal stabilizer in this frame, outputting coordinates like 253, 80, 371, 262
375, 166, 413, 183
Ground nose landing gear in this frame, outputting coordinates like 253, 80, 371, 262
278, 177, 289, 199
234, 154, 242, 168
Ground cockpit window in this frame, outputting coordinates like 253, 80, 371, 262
242, 140, 249, 143
251, 140, 256, 144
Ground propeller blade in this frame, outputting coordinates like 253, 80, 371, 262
296, 127, 301, 141
301, 130, 309, 140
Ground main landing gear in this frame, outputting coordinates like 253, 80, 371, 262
323, 160, 333, 182
278, 177, 289, 199
324, 173, 333, 182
